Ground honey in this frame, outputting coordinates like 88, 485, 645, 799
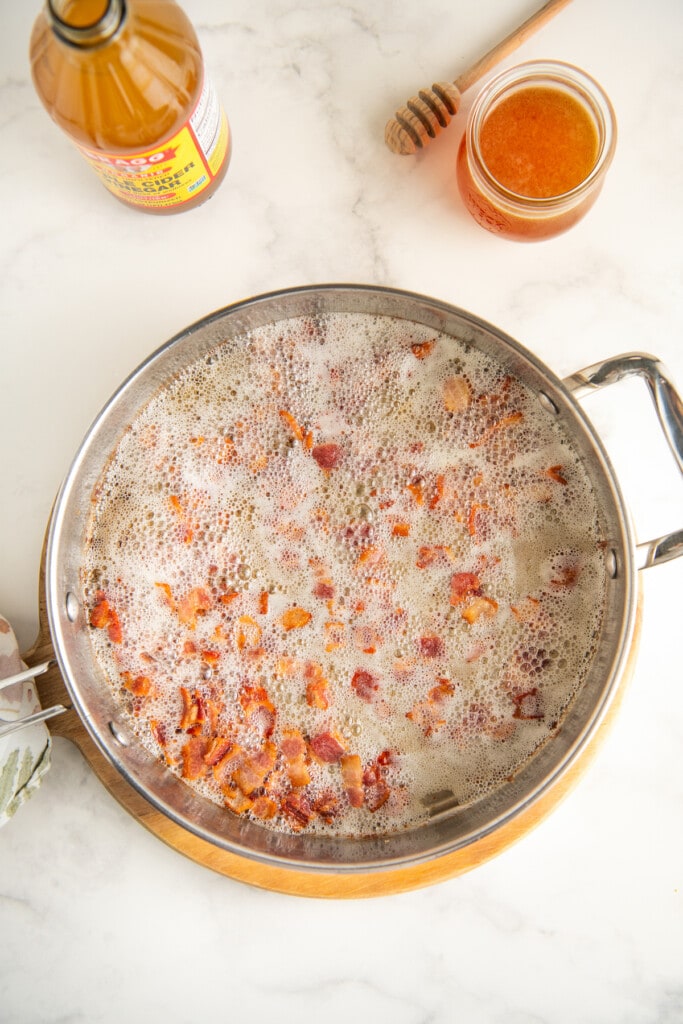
456, 62, 616, 241
30, 0, 231, 213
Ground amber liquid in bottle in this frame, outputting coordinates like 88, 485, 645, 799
30, 0, 231, 213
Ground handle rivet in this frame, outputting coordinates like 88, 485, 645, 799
65, 591, 80, 622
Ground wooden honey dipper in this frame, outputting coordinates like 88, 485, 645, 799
385, 0, 573, 155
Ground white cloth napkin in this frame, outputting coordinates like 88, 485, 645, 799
0, 614, 51, 826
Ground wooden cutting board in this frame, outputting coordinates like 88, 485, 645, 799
24, 566, 642, 899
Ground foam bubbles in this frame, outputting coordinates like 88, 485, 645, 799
82, 313, 607, 837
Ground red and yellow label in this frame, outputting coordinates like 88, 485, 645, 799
77, 76, 230, 210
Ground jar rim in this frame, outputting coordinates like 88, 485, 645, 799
466, 60, 617, 212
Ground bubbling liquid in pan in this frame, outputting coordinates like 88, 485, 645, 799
83, 313, 607, 837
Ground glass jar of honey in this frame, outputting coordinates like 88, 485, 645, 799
456, 61, 616, 241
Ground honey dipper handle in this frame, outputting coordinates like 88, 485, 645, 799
455, 0, 574, 94
385, 0, 573, 155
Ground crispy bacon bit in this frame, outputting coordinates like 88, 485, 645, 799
306, 675, 330, 710
279, 408, 306, 442
219, 591, 240, 606
121, 671, 152, 697
356, 545, 383, 568
155, 581, 176, 611
177, 587, 212, 629
90, 592, 123, 644
365, 778, 391, 812
377, 749, 396, 767
281, 727, 311, 787
250, 795, 278, 820
313, 790, 339, 823
429, 474, 446, 509
419, 635, 444, 659
280, 606, 312, 630
411, 340, 435, 360
312, 443, 343, 470
462, 596, 499, 624
469, 410, 523, 449
512, 687, 544, 720
392, 521, 411, 537
239, 684, 276, 737
351, 668, 379, 702
149, 719, 167, 748
179, 686, 205, 730
223, 784, 253, 815
281, 791, 315, 830
212, 744, 244, 786
258, 590, 269, 614
547, 465, 568, 485
235, 615, 263, 651
181, 736, 209, 780
203, 736, 233, 766
443, 375, 472, 413
310, 731, 346, 763
233, 741, 277, 795
313, 580, 335, 600
340, 754, 364, 808
450, 572, 481, 605
406, 478, 424, 505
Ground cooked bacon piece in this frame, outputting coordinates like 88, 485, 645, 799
212, 744, 244, 786
235, 615, 262, 651
179, 686, 205, 730
232, 741, 278, 795
177, 586, 212, 629
512, 687, 544, 720
418, 635, 444, 659
310, 731, 346, 763
306, 675, 330, 710
155, 581, 176, 611
377, 748, 397, 767
351, 668, 378, 702
450, 572, 481, 606
469, 410, 523, 449
281, 791, 315, 830
281, 727, 311, 787
443, 375, 472, 413
239, 684, 276, 737
340, 754, 364, 808
279, 408, 306, 442
222, 783, 253, 815
121, 671, 152, 697
89, 591, 123, 644
392, 521, 411, 537
462, 596, 498, 624
312, 443, 343, 470
280, 607, 312, 630
203, 736, 233, 767
365, 778, 391, 812
250, 795, 278, 820
149, 719, 167, 748
313, 789, 339, 824
356, 545, 383, 568
407, 679, 455, 737
313, 580, 335, 600
258, 590, 269, 614
547, 464, 568, 485
411, 340, 435, 360
406, 478, 424, 505
181, 736, 210, 780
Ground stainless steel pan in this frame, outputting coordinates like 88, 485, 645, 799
17, 285, 683, 873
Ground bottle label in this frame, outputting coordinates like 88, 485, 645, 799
76, 75, 230, 210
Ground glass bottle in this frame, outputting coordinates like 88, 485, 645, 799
30, 0, 231, 214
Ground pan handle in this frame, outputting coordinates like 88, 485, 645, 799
564, 352, 683, 571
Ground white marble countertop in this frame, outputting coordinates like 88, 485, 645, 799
1, 1, 682, 1020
